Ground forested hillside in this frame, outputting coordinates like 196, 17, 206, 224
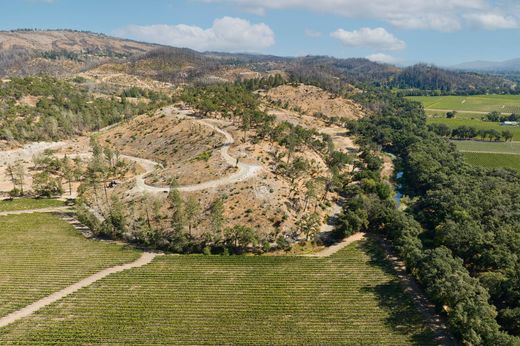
345, 90, 520, 344
127, 50, 517, 95
0, 30, 515, 95
391, 64, 515, 95
0, 76, 170, 143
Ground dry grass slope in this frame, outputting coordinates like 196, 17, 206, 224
264, 84, 363, 119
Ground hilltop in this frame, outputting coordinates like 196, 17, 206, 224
0, 29, 159, 76
0, 30, 516, 95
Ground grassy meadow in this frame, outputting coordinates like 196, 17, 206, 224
455, 140, 520, 154
408, 94, 520, 114
427, 118, 520, 141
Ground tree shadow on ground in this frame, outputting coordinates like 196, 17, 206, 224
359, 240, 437, 345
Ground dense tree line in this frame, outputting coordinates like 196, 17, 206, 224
429, 123, 514, 142
391, 64, 516, 95
346, 90, 520, 344
237, 74, 286, 91
0, 76, 171, 142
484, 111, 520, 123
125, 48, 518, 95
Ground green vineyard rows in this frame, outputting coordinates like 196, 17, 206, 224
0, 213, 139, 317
0, 198, 64, 212
408, 94, 520, 114
464, 152, 520, 172
0, 240, 435, 345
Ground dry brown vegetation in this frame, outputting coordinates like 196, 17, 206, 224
262, 84, 363, 119
93, 104, 343, 238
0, 30, 156, 55
79, 66, 174, 92
98, 112, 232, 186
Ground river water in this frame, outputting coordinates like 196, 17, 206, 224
394, 171, 404, 208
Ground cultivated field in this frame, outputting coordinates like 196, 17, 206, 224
455, 140, 520, 154
0, 240, 435, 345
0, 213, 139, 317
425, 109, 483, 120
0, 198, 63, 212
428, 118, 520, 141
409, 94, 520, 114
464, 152, 520, 172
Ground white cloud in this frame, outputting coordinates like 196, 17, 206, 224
331, 27, 405, 51
202, 0, 520, 31
366, 53, 400, 64
304, 29, 322, 38
114, 17, 275, 52
465, 13, 519, 29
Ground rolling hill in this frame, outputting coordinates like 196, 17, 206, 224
0, 29, 159, 76
0, 29, 516, 94
452, 58, 520, 73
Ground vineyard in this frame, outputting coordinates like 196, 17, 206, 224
0, 240, 435, 345
0, 198, 64, 212
0, 213, 139, 317
464, 152, 520, 172
455, 140, 520, 154
408, 94, 520, 114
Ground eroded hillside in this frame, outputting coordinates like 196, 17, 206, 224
262, 84, 364, 119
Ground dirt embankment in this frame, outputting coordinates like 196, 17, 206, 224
262, 84, 364, 120
98, 111, 234, 186
97, 106, 337, 238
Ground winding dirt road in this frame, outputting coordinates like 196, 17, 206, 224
0, 109, 262, 197
305, 232, 365, 257
130, 112, 262, 194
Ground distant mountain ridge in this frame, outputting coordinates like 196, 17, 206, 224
0, 29, 159, 55
0, 29, 516, 94
451, 58, 520, 73
0, 29, 160, 76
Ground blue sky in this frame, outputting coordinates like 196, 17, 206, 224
1, 0, 520, 66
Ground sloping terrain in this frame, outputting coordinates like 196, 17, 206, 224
0, 30, 158, 77
263, 84, 363, 119
0, 30, 156, 54
98, 110, 232, 186
0, 30, 515, 94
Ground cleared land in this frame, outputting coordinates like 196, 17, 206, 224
0, 213, 139, 317
408, 94, 520, 114
464, 152, 520, 171
428, 118, 520, 141
0, 198, 63, 212
263, 84, 364, 119
0, 240, 435, 345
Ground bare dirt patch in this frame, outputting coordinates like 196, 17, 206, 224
98, 111, 233, 186
262, 84, 364, 119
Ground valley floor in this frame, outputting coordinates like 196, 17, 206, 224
0, 211, 439, 345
